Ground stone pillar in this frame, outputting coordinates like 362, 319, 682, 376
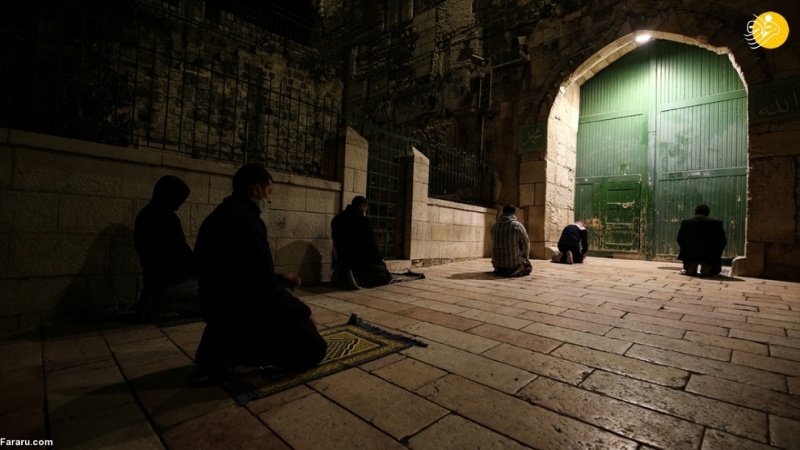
405, 147, 430, 260
519, 153, 546, 259
331, 127, 369, 210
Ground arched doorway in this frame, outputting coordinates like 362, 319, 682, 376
545, 35, 747, 262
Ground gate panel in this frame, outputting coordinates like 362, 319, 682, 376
356, 125, 409, 260
577, 40, 747, 261
653, 41, 747, 261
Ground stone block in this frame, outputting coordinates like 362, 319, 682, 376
411, 201, 429, 222
411, 221, 430, 241
59, 196, 134, 233
748, 157, 795, 243
267, 211, 329, 240
0, 146, 11, 189
534, 182, 546, 206
0, 276, 77, 317
411, 183, 428, 202
438, 207, 454, 224
270, 183, 307, 212
520, 160, 546, 184
353, 169, 367, 195
0, 191, 59, 234
430, 223, 450, 241
8, 235, 109, 278
342, 167, 355, 193
344, 144, 368, 171
14, 149, 123, 197
209, 174, 232, 204
305, 189, 338, 215
519, 183, 535, 207
413, 164, 430, 184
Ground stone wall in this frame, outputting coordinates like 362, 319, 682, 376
0, 128, 342, 331
406, 148, 497, 263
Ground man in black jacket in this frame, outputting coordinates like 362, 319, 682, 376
133, 175, 199, 319
194, 164, 327, 377
331, 196, 392, 289
677, 204, 727, 276
554, 221, 589, 264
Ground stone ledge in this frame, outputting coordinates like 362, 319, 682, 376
7, 129, 161, 165
429, 198, 496, 214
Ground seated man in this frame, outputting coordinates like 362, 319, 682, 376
194, 164, 327, 377
490, 205, 532, 277
331, 196, 392, 289
133, 175, 199, 320
553, 221, 589, 264
677, 204, 727, 276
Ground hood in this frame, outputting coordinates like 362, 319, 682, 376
498, 213, 518, 224
151, 175, 190, 211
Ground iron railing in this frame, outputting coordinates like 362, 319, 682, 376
414, 140, 494, 208
0, 0, 339, 179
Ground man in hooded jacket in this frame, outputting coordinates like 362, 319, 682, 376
491, 205, 532, 277
133, 175, 199, 318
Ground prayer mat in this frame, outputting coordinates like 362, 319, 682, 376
389, 270, 426, 284
225, 316, 426, 405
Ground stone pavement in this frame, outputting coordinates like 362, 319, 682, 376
1, 258, 799, 449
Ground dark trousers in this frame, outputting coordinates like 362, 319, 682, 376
682, 260, 722, 276
493, 259, 532, 277
353, 263, 392, 287
197, 318, 327, 371
557, 243, 585, 263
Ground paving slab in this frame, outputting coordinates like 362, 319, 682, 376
309, 368, 448, 439
259, 393, 408, 450
417, 374, 638, 450
582, 370, 768, 442
407, 414, 532, 450
518, 376, 704, 449
2, 257, 798, 449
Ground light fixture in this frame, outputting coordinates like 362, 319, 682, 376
471, 54, 490, 67
635, 33, 652, 43
559, 85, 567, 94
517, 36, 527, 46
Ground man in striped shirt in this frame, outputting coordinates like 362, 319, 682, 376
491, 205, 532, 277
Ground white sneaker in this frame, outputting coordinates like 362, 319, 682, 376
566, 251, 574, 264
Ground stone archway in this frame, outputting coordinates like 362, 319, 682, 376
532, 31, 747, 259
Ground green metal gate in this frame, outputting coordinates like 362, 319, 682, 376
577, 40, 747, 261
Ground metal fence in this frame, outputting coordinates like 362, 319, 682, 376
414, 140, 494, 208
0, 0, 340, 179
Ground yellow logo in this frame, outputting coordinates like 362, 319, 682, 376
746, 12, 790, 49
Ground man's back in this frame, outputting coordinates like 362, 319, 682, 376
331, 205, 382, 270
677, 215, 726, 261
491, 214, 529, 270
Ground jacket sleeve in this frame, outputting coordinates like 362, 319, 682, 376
580, 229, 589, 254
517, 223, 531, 260
244, 213, 312, 321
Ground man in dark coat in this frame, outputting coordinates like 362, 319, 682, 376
554, 221, 589, 264
194, 164, 326, 377
133, 175, 199, 318
677, 204, 727, 276
331, 196, 392, 289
